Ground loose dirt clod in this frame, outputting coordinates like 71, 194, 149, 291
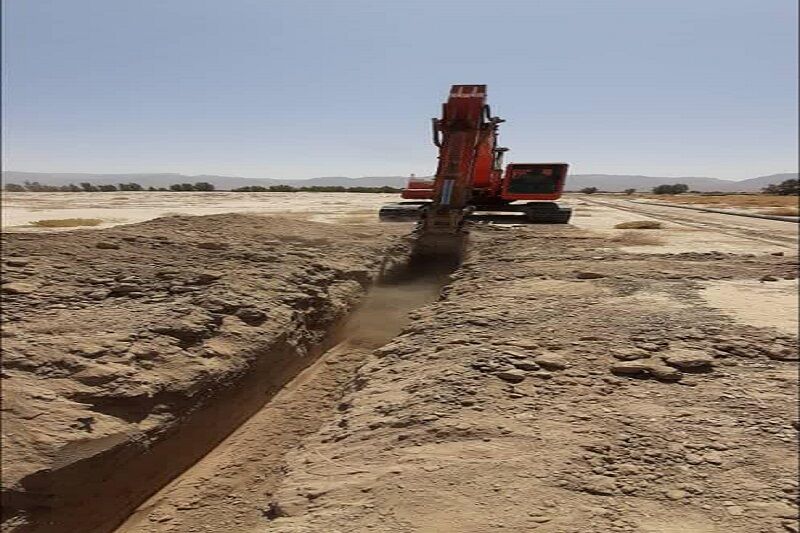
613, 220, 663, 229
610, 230, 665, 246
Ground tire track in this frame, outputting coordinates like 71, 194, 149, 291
581, 198, 797, 248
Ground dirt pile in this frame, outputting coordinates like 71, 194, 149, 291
0, 214, 408, 533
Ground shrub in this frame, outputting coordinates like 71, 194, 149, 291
232, 185, 268, 192
23, 181, 61, 192
118, 183, 144, 191
762, 179, 798, 196
652, 184, 689, 195
169, 183, 196, 191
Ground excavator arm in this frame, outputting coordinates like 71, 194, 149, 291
416, 85, 500, 256
380, 85, 572, 256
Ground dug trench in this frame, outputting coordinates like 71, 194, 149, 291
1, 214, 446, 533
3, 213, 799, 533
115, 220, 798, 533
116, 252, 459, 532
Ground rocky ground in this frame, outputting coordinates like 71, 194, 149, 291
0, 214, 408, 533
117, 219, 798, 533
2, 207, 798, 533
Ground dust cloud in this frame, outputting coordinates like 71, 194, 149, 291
340, 277, 443, 348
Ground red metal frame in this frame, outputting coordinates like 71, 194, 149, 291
401, 85, 567, 206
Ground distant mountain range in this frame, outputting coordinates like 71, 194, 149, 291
1, 172, 411, 191
2, 171, 796, 193
564, 173, 797, 192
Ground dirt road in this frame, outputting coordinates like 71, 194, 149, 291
2, 200, 797, 533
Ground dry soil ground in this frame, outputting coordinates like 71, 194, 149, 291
636, 194, 798, 217
1, 192, 398, 231
1, 194, 798, 533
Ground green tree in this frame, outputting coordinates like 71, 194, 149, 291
624, 188, 636, 195
193, 182, 215, 191
24, 181, 61, 191
299, 185, 347, 192
652, 183, 689, 195
233, 185, 270, 192
580, 187, 598, 194
762, 179, 798, 196
4, 183, 26, 192
268, 185, 296, 192
169, 183, 196, 191
98, 184, 118, 192
118, 182, 144, 191
79, 182, 99, 192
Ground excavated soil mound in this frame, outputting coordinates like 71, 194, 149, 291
0, 214, 408, 533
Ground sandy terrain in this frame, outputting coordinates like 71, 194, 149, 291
1, 192, 399, 231
1, 196, 798, 533
636, 194, 798, 216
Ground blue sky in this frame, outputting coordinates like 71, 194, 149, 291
2, 0, 797, 180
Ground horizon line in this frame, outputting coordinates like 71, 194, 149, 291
3, 170, 797, 183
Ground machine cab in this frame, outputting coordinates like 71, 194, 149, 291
500, 163, 568, 201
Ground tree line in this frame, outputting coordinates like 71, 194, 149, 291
761, 179, 798, 196
7, 179, 795, 195
3, 182, 401, 193
4, 181, 216, 192
230, 185, 401, 193
579, 179, 798, 195
579, 184, 690, 195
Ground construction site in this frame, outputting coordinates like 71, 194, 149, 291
2, 0, 799, 531
2, 82, 798, 533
